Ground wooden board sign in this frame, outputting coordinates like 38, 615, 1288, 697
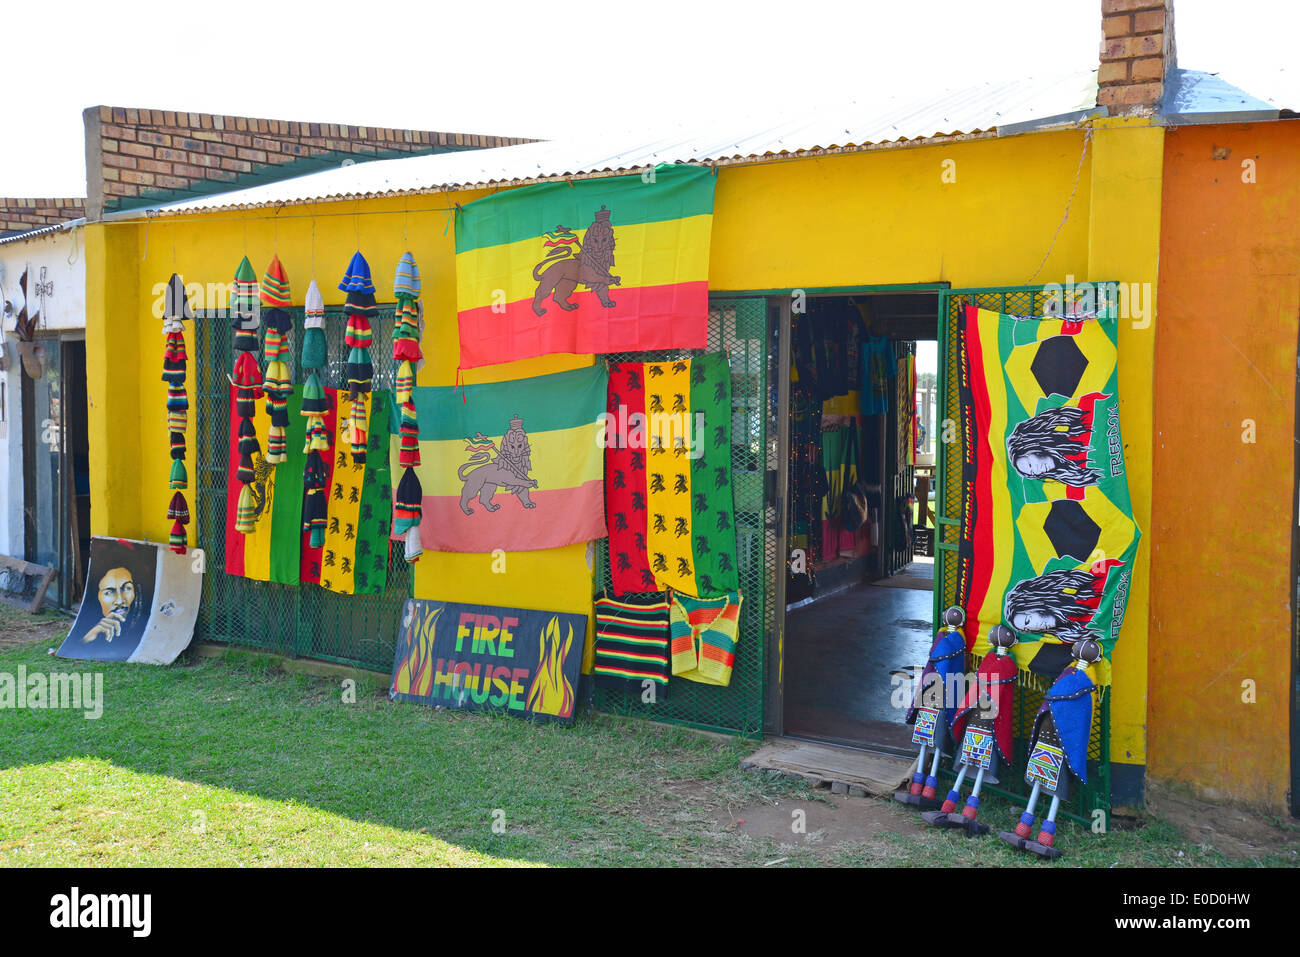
389, 599, 586, 725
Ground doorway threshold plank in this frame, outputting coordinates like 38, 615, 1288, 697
743, 737, 913, 795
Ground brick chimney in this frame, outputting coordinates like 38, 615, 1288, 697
83, 107, 537, 220
1098, 0, 1177, 114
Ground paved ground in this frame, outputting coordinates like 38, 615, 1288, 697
784, 579, 932, 748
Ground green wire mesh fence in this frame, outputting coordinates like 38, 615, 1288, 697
590, 298, 773, 736
194, 305, 412, 672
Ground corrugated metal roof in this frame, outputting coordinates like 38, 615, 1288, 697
116, 66, 1293, 220
0, 218, 85, 247
134, 70, 1100, 217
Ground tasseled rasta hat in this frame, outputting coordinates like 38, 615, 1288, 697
299, 278, 332, 550
260, 255, 293, 465
161, 273, 193, 554
230, 256, 263, 534
391, 253, 425, 563
339, 252, 376, 464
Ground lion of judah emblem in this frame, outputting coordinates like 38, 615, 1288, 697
458, 413, 539, 515
531, 205, 621, 316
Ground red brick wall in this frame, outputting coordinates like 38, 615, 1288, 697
84, 107, 535, 218
1099, 0, 1176, 113
0, 198, 86, 235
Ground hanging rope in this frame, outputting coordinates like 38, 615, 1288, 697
1026, 127, 1092, 286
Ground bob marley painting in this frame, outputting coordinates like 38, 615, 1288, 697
58, 537, 203, 665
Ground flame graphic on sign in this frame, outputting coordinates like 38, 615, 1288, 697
525, 616, 575, 718
392, 605, 442, 697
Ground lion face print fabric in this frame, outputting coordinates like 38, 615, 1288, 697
605, 354, 739, 598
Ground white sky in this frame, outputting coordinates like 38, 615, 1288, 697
3, 0, 1296, 197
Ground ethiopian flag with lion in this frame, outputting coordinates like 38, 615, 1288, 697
454, 163, 715, 368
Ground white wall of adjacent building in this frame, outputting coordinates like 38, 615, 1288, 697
0, 226, 86, 564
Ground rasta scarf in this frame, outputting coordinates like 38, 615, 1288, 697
604, 354, 739, 598
339, 251, 376, 464
260, 255, 293, 465
161, 274, 192, 554
668, 590, 742, 687
962, 304, 1140, 684
229, 256, 263, 534
391, 252, 425, 563
593, 593, 671, 697
300, 279, 331, 549
314, 389, 392, 595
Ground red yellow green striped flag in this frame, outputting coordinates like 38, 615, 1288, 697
389, 365, 608, 553
454, 164, 715, 368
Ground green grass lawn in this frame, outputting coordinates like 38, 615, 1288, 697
0, 612, 1296, 867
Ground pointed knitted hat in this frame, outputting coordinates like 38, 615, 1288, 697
230, 256, 260, 318
260, 254, 291, 307
304, 279, 325, 328
394, 252, 420, 299
338, 251, 375, 295
163, 273, 193, 323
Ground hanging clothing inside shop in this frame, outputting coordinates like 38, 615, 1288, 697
787, 387, 825, 602
821, 416, 861, 563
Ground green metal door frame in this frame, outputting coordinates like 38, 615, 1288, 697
735, 283, 950, 740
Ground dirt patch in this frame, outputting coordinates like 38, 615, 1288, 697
0, 608, 69, 650
708, 790, 924, 859
1147, 780, 1300, 861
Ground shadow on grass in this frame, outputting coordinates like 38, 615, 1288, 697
0, 640, 798, 866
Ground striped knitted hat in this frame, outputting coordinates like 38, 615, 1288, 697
259, 255, 291, 307
304, 279, 325, 327
394, 252, 421, 299
300, 371, 329, 416
344, 289, 379, 318
338, 251, 375, 295
229, 256, 261, 342
167, 491, 191, 525
393, 468, 423, 534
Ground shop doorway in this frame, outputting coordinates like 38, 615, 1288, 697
19, 337, 90, 608
778, 291, 940, 752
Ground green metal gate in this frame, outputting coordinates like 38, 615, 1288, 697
591, 297, 774, 736
194, 305, 412, 671
935, 285, 1116, 824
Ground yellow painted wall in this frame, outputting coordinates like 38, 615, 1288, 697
711, 131, 1092, 290
106, 192, 602, 656
85, 221, 143, 538
91, 126, 1156, 780
1084, 117, 1164, 795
